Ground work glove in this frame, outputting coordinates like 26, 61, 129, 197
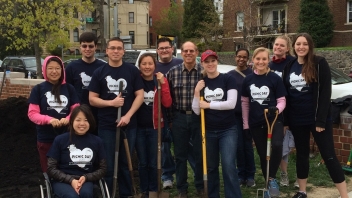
268, 106, 278, 115
244, 129, 252, 140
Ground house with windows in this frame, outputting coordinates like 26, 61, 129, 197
222, 0, 352, 51
66, 0, 149, 54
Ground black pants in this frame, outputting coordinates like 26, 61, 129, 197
290, 121, 345, 183
251, 120, 283, 180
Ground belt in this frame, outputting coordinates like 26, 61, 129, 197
176, 109, 194, 115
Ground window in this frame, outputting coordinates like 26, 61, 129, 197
272, 10, 285, 28
149, 17, 152, 27
73, 28, 79, 42
129, 31, 135, 44
236, 12, 244, 31
73, 8, 78, 18
129, 0, 134, 4
348, 1, 352, 23
147, 14, 148, 24
129, 12, 134, 23
66, 30, 70, 40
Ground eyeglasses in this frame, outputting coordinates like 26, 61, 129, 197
236, 55, 248, 59
157, 46, 172, 51
182, 49, 196, 53
107, 46, 124, 51
81, 44, 95, 49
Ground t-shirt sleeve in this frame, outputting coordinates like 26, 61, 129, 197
28, 84, 40, 105
274, 75, 287, 98
226, 74, 237, 91
132, 67, 144, 92
68, 84, 80, 104
65, 64, 73, 85
241, 78, 249, 97
46, 136, 61, 160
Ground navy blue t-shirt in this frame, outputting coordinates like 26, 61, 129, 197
28, 82, 79, 142
285, 60, 314, 125
269, 55, 295, 77
65, 59, 106, 105
88, 62, 144, 130
137, 78, 155, 128
242, 72, 287, 127
155, 58, 183, 75
227, 67, 252, 114
47, 132, 105, 177
203, 73, 237, 130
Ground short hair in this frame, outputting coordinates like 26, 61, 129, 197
138, 53, 157, 68
157, 37, 173, 48
79, 32, 98, 45
235, 48, 250, 57
107, 37, 124, 48
69, 105, 96, 138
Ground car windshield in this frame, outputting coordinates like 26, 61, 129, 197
24, 58, 43, 69
331, 67, 352, 85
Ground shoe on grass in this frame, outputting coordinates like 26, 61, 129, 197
294, 179, 299, 188
246, 179, 256, 187
238, 178, 246, 187
280, 172, 289, 187
163, 180, 173, 189
268, 179, 280, 197
292, 191, 307, 198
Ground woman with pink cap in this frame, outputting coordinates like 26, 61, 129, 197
192, 50, 242, 197
27, 56, 80, 172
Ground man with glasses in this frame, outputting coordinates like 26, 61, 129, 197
65, 32, 106, 135
155, 37, 183, 190
88, 37, 144, 198
166, 41, 204, 198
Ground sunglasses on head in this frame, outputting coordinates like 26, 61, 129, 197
81, 44, 95, 49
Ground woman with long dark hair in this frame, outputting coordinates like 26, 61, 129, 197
28, 56, 80, 172
282, 33, 348, 198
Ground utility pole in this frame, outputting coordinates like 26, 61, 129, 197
114, 0, 121, 37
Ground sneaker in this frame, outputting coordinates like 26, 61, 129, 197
264, 191, 271, 198
294, 179, 299, 188
292, 192, 307, 198
163, 180, 173, 189
280, 172, 289, 187
268, 179, 280, 197
238, 179, 246, 187
246, 179, 256, 187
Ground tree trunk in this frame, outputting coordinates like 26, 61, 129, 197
98, 0, 106, 51
34, 40, 43, 79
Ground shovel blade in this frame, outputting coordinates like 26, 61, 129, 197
149, 191, 169, 198
256, 188, 267, 198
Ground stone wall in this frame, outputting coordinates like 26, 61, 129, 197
218, 50, 352, 75
1, 72, 352, 164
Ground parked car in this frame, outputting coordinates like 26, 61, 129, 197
330, 67, 352, 100
0, 56, 43, 79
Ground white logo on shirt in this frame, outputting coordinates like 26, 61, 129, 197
204, 87, 224, 101
289, 73, 306, 91
250, 84, 270, 105
273, 70, 282, 78
68, 144, 93, 168
45, 91, 68, 113
144, 91, 154, 105
80, 72, 91, 88
105, 76, 127, 95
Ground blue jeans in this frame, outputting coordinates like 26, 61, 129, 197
98, 127, 136, 198
52, 181, 93, 198
235, 115, 256, 181
135, 127, 158, 192
172, 112, 203, 192
206, 125, 242, 198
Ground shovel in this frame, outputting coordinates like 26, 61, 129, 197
112, 81, 124, 198
257, 109, 278, 198
149, 79, 169, 198
123, 130, 141, 198
200, 87, 208, 198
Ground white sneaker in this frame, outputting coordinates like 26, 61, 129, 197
163, 180, 173, 189
294, 179, 299, 188
280, 172, 289, 187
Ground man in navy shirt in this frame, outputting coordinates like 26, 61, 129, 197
65, 32, 106, 135
88, 37, 144, 198
154, 37, 183, 189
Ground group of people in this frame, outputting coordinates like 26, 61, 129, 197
27, 31, 349, 198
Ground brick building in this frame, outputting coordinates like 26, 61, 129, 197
222, 0, 352, 51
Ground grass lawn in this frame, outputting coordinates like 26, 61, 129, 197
160, 150, 350, 198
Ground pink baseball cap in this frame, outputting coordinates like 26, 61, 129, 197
201, 50, 218, 62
